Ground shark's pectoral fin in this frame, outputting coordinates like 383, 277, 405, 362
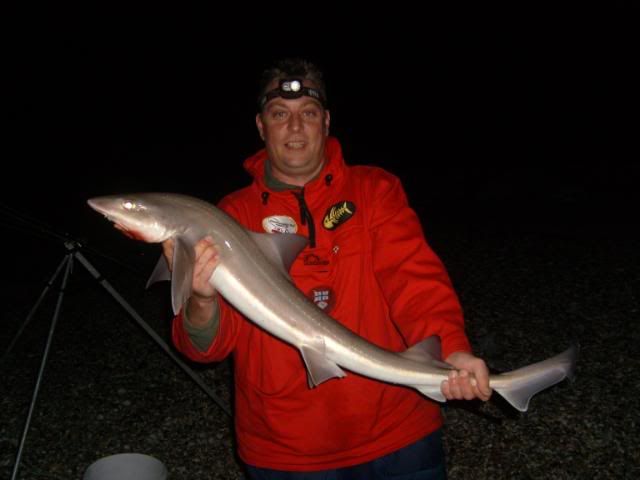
146, 255, 172, 289
299, 345, 346, 388
249, 231, 308, 278
412, 385, 447, 403
171, 237, 195, 315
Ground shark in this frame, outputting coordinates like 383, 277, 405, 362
88, 192, 578, 412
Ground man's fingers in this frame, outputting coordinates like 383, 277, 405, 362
190, 237, 220, 300
471, 381, 492, 401
161, 240, 175, 270
194, 244, 217, 275
458, 370, 476, 400
196, 255, 220, 284
440, 353, 494, 402
194, 236, 214, 257
441, 380, 451, 399
442, 370, 484, 401
469, 360, 492, 400
162, 239, 174, 255
197, 252, 220, 279
160, 237, 219, 277
447, 370, 463, 399
476, 386, 492, 402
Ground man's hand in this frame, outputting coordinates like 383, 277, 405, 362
441, 351, 492, 402
161, 236, 220, 301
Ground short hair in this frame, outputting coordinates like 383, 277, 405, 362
257, 58, 327, 107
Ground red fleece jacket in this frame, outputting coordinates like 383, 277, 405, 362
172, 137, 471, 470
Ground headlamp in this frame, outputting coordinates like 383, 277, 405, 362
282, 79, 302, 93
259, 77, 326, 110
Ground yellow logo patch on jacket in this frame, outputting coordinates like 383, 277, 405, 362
323, 201, 356, 230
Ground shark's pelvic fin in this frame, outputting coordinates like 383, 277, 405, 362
299, 340, 347, 388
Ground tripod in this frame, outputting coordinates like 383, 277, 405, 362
3, 239, 231, 480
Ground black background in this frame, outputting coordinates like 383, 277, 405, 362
5, 4, 639, 238
2, 7, 639, 478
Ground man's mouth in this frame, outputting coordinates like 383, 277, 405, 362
285, 141, 306, 149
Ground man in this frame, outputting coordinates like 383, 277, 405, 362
166, 58, 491, 479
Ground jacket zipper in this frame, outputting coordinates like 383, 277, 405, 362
292, 188, 316, 248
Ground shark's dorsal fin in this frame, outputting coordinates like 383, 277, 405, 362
146, 255, 172, 289
399, 336, 455, 370
171, 236, 195, 315
249, 231, 308, 276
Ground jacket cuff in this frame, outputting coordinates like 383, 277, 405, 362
183, 297, 220, 352
441, 335, 472, 361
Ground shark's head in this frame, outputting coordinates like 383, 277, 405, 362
87, 194, 181, 243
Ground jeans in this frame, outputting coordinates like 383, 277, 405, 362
245, 429, 446, 480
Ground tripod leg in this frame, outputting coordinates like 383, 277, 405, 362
73, 251, 232, 417
11, 253, 74, 480
2, 254, 69, 364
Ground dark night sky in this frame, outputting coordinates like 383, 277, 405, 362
4, 4, 639, 239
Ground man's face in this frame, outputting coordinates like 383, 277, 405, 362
256, 80, 331, 186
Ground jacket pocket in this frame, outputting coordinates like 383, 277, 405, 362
238, 329, 306, 397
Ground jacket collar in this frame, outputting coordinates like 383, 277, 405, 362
243, 136, 346, 197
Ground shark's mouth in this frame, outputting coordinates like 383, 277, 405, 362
114, 223, 146, 241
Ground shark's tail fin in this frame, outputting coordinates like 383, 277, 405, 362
492, 343, 579, 412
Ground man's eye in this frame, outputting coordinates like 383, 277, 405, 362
303, 110, 318, 118
272, 111, 288, 119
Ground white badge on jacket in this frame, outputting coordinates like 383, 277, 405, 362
262, 215, 298, 234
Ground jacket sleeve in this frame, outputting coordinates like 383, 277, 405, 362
171, 295, 243, 363
368, 170, 471, 360
170, 196, 246, 363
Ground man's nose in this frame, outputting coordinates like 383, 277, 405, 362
288, 113, 302, 131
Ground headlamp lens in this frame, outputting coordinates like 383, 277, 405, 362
283, 80, 302, 92
259, 77, 326, 110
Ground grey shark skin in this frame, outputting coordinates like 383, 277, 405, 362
88, 193, 578, 412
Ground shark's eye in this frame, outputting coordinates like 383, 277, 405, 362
122, 201, 146, 211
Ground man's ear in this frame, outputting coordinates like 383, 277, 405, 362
324, 109, 331, 136
256, 113, 265, 141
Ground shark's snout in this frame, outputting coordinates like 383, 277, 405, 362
87, 197, 118, 218
87, 198, 104, 213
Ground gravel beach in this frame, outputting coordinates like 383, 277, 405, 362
2, 215, 638, 479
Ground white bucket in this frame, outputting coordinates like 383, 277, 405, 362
83, 453, 168, 480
